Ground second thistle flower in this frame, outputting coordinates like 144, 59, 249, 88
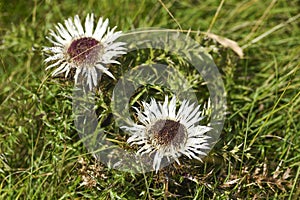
122, 96, 212, 173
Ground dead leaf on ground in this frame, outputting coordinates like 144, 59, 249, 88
205, 32, 244, 58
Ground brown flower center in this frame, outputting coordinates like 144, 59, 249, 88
67, 37, 103, 66
149, 119, 187, 148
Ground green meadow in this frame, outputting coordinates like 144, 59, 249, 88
0, 0, 299, 199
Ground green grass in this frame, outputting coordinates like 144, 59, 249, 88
1, 0, 299, 199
